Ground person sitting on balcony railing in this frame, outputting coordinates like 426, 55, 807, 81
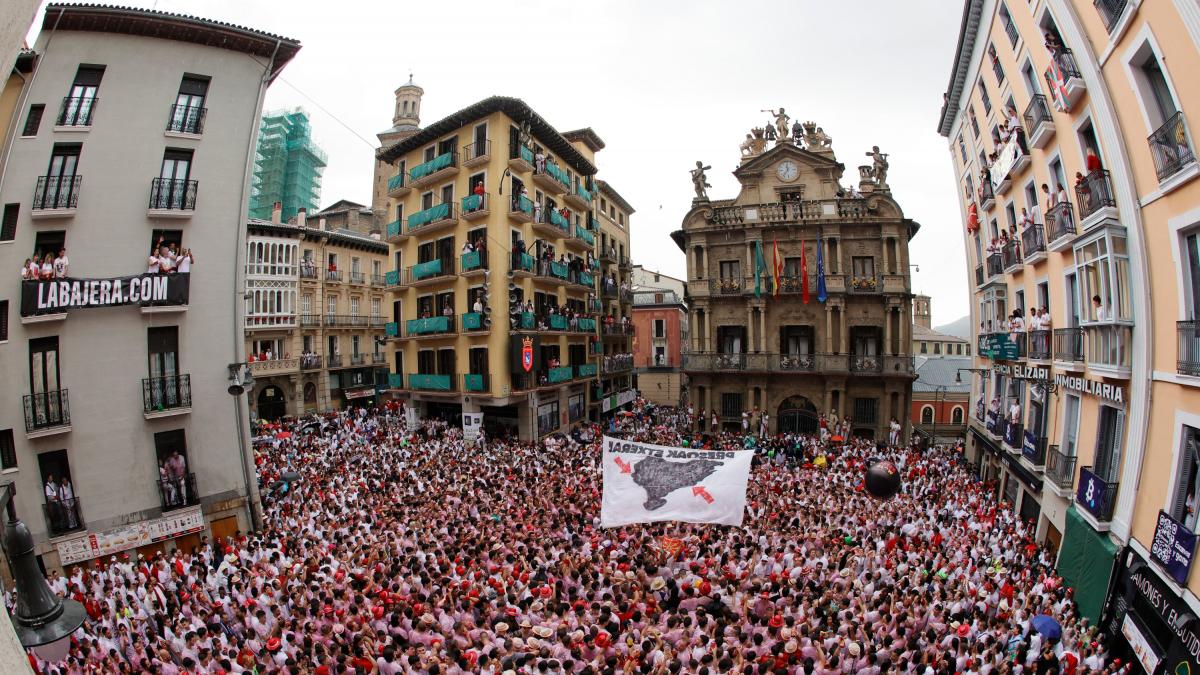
1074, 171, 1093, 212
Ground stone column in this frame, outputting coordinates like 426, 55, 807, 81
825, 305, 833, 353
706, 311, 713, 353
747, 307, 755, 353
760, 306, 767, 353
881, 240, 889, 279
839, 307, 847, 353
884, 310, 893, 356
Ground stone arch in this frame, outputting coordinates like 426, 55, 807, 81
777, 395, 819, 434
920, 405, 935, 425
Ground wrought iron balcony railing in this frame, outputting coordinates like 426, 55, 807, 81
1178, 321, 1200, 376
142, 374, 191, 413
23, 389, 70, 433
166, 104, 206, 134
149, 178, 198, 211
44, 497, 84, 537
1046, 446, 1075, 489
1075, 170, 1115, 222
1148, 111, 1196, 182
33, 175, 81, 210
158, 472, 199, 512
56, 96, 97, 127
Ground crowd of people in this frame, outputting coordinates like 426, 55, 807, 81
17, 399, 1124, 674
21, 248, 69, 280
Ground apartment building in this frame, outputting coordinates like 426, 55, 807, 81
632, 288, 688, 407
375, 95, 634, 439
938, 0, 1200, 665
244, 202, 390, 418
0, 4, 298, 570
674, 116, 918, 438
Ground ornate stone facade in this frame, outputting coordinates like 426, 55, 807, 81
673, 117, 918, 438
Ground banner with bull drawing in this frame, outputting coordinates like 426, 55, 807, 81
600, 436, 753, 528
21, 273, 190, 317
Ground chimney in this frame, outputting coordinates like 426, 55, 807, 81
296, 207, 307, 227
271, 201, 282, 224
319, 217, 328, 231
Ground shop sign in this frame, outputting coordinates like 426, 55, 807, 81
981, 333, 1018, 360
1151, 510, 1198, 585
57, 507, 205, 565
1128, 563, 1200, 671
1054, 374, 1125, 405
992, 363, 1050, 380
21, 273, 190, 316
1121, 614, 1161, 674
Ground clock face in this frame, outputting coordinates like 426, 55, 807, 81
777, 160, 799, 182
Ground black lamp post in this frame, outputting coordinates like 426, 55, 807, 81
0, 483, 85, 662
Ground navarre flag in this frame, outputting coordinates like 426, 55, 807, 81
816, 237, 828, 303
601, 436, 753, 527
772, 238, 782, 298
754, 240, 766, 298
801, 239, 810, 304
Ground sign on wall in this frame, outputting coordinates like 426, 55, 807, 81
463, 413, 483, 442
22, 273, 190, 316
56, 507, 205, 565
1150, 509, 1198, 585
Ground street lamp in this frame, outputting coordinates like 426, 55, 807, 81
0, 483, 85, 662
226, 363, 262, 530
954, 367, 990, 385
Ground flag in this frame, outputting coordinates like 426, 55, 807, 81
754, 240, 766, 298
816, 237, 828, 303
600, 436, 753, 527
801, 239, 810, 304
772, 238, 782, 298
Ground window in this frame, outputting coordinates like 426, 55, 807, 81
952, 407, 965, 425
654, 319, 665, 338
979, 80, 992, 115
1074, 231, 1131, 322
0, 429, 14, 470
38, 144, 81, 210
155, 429, 192, 509
147, 326, 179, 379
169, 75, 209, 134
851, 256, 875, 278
721, 392, 743, 419
921, 406, 934, 425
351, 257, 361, 275
326, 296, 337, 316
1185, 232, 1200, 320
38, 449, 79, 535
958, 135, 968, 164
301, 294, 312, 313
1138, 52, 1178, 125
717, 326, 746, 354
654, 346, 667, 366
351, 335, 361, 356
59, 65, 104, 126
153, 149, 194, 210
719, 260, 741, 280
1170, 426, 1200, 531
22, 104, 44, 137
537, 401, 560, 437
371, 298, 381, 318
350, 297, 360, 316
1, 204, 16, 241
934, 343, 942, 354
970, 106, 981, 137
1092, 405, 1125, 482
920, 342, 928, 354
853, 397, 879, 426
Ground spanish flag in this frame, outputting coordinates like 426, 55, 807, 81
772, 238, 782, 298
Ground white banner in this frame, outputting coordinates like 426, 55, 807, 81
463, 413, 483, 442
601, 436, 753, 528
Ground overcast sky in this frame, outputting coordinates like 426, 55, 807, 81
29, 0, 970, 325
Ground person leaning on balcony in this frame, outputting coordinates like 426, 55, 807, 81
1085, 147, 1103, 175
1029, 308, 1041, 332
472, 180, 485, 200
1055, 182, 1068, 205
1010, 309, 1025, 334
40, 252, 53, 279
20, 258, 33, 280
462, 239, 474, 254
1041, 182, 1055, 208
1040, 307, 1051, 329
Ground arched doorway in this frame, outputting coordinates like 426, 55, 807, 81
256, 385, 287, 420
777, 395, 819, 434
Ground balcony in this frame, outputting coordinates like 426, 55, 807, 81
349, 272, 365, 285
1076, 466, 1118, 523
410, 373, 455, 391
461, 193, 490, 222
142, 374, 192, 418
1046, 446, 1076, 490
508, 194, 534, 223
1044, 49, 1086, 112
709, 277, 745, 296
1002, 15, 1019, 47
882, 275, 909, 294
1021, 224, 1047, 264
510, 252, 536, 277
324, 314, 371, 328
385, 219, 406, 243
461, 312, 489, 333
1023, 95, 1055, 149
850, 354, 883, 373
461, 250, 488, 277
1022, 434, 1047, 468
989, 134, 1031, 196
406, 202, 458, 236
387, 373, 404, 389
1045, 201, 1077, 252
385, 270, 401, 287
569, 225, 595, 251
372, 353, 387, 365
407, 315, 457, 338
1084, 323, 1132, 378
578, 271, 595, 288
533, 208, 571, 239
31, 175, 81, 217
249, 357, 299, 377
300, 266, 319, 281
547, 365, 574, 384
148, 178, 198, 217
56, 95, 97, 128
325, 269, 343, 283
848, 276, 879, 293
23, 390, 70, 438
404, 258, 456, 286
602, 322, 635, 338
300, 355, 323, 370
166, 104, 206, 135
463, 139, 491, 168
371, 273, 385, 287
535, 259, 572, 285
300, 314, 321, 327
44, 498, 85, 538
349, 354, 367, 366
546, 314, 569, 332
1075, 170, 1117, 229
1053, 327, 1085, 366
1028, 329, 1051, 361
602, 354, 634, 375
508, 142, 535, 173
564, 183, 593, 211
1094, 0, 1129, 33
1001, 238, 1022, 274
386, 172, 410, 198
532, 162, 571, 195
978, 180, 995, 211
985, 253, 1003, 278
327, 354, 343, 368
1178, 321, 1200, 376
463, 373, 490, 392
158, 472, 199, 512
577, 363, 598, 378
1002, 421, 1023, 452
1148, 112, 1197, 186
408, 151, 458, 189
513, 312, 536, 330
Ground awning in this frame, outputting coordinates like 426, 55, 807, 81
343, 387, 376, 400
1057, 505, 1119, 623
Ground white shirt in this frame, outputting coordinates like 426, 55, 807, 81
53, 256, 68, 277
147, 256, 161, 274
176, 254, 192, 273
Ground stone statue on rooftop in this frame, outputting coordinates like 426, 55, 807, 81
866, 146, 889, 188
763, 108, 790, 142
691, 161, 712, 200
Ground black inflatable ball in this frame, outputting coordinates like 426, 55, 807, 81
864, 460, 902, 499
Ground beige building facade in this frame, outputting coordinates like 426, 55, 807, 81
374, 95, 634, 440
938, 0, 1200, 660
0, 5, 298, 571
675, 117, 918, 438
244, 201, 390, 418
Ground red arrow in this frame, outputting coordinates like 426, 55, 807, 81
614, 457, 632, 474
692, 486, 714, 503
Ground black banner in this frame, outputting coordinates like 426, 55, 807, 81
21, 273, 190, 316
509, 333, 541, 374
